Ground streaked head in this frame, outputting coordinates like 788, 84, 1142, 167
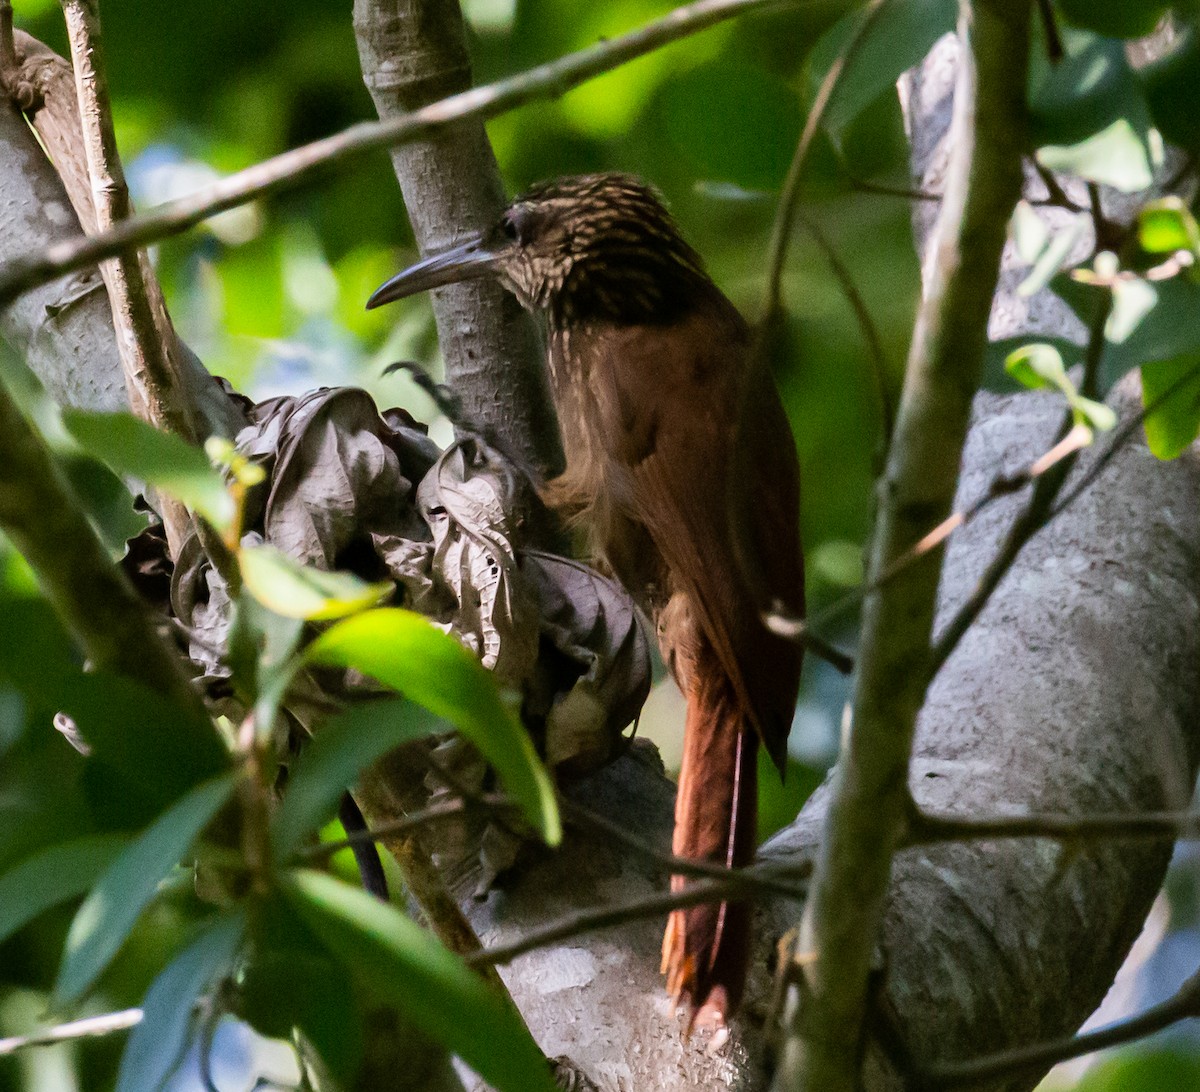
367, 173, 710, 326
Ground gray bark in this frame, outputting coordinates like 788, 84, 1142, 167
352, 0, 562, 478
0, 93, 128, 411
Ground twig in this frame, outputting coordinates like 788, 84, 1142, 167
762, 0, 888, 320
906, 802, 1200, 846
765, 418, 1091, 642
0, 1009, 143, 1055
294, 796, 489, 861
559, 797, 811, 897
0, 0, 796, 307
60, 0, 196, 553
849, 178, 943, 203
1050, 356, 1200, 519
798, 211, 894, 442
1036, 0, 1064, 63
466, 864, 809, 968
917, 966, 1200, 1087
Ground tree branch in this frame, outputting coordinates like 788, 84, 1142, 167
60, 0, 197, 552
0, 0, 792, 308
353, 0, 559, 477
773, 5, 1032, 1088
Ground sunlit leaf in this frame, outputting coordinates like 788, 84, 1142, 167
1142, 354, 1200, 459
271, 699, 442, 861
0, 835, 128, 947
284, 870, 556, 1092
1010, 200, 1049, 265
1017, 213, 1090, 296
1139, 197, 1200, 255
305, 609, 560, 845
1037, 118, 1158, 193
1006, 343, 1070, 392
54, 772, 239, 1005
62, 410, 235, 530
983, 336, 1084, 393
115, 912, 245, 1092
239, 544, 392, 621
1107, 277, 1158, 344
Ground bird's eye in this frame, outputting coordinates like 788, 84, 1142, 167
500, 213, 520, 241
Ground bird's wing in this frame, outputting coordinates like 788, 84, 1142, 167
588, 307, 803, 767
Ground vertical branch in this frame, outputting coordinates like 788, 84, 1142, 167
353, 0, 562, 477
771, 3, 1032, 1090
60, 0, 199, 553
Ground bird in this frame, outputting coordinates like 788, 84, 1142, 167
367, 173, 804, 1032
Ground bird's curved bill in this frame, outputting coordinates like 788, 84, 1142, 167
365, 234, 496, 309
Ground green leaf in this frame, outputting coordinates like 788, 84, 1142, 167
115, 912, 245, 1092
809, 0, 956, 138
283, 870, 556, 1092
242, 898, 362, 1083
1072, 395, 1117, 432
1029, 32, 1151, 148
1006, 343, 1071, 391
983, 336, 1084, 393
0, 835, 128, 946
1056, 0, 1169, 40
271, 699, 442, 862
1037, 118, 1158, 192
659, 60, 802, 190
306, 609, 560, 846
1139, 23, 1200, 152
61, 409, 235, 530
1139, 197, 1200, 254
1017, 212, 1090, 296
1103, 277, 1200, 386
239, 544, 393, 621
1142, 354, 1200, 459
54, 772, 240, 1005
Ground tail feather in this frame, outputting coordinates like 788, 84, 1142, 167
661, 662, 759, 1029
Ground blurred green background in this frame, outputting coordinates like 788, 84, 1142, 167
4, 0, 1198, 1088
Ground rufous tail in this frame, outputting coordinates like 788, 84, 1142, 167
661, 661, 758, 1031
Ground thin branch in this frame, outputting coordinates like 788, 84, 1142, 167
466, 864, 809, 969
773, 4, 1032, 1088
559, 797, 811, 897
294, 796, 490, 861
906, 802, 1200, 846
1049, 355, 1200, 520
0, 1009, 143, 1055
798, 211, 894, 442
849, 178, 943, 203
60, 0, 196, 552
918, 966, 1200, 1087
0, 0, 796, 306
1036, 0, 1064, 63
762, 0, 888, 320
765, 415, 1091, 642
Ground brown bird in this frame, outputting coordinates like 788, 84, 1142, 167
368, 173, 803, 1031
